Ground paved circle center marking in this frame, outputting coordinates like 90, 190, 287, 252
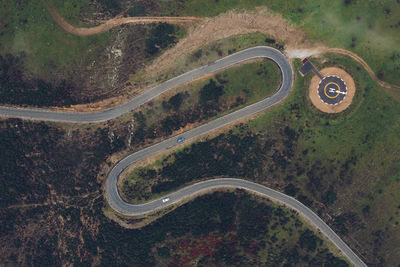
324, 82, 341, 98
318, 76, 347, 105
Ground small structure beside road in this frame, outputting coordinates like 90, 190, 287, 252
299, 58, 323, 79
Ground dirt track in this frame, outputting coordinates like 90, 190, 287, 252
44, 5, 399, 111
46, 4, 201, 36
323, 48, 400, 91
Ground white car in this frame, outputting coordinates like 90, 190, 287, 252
162, 197, 170, 203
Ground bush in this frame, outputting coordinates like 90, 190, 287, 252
199, 79, 224, 105
157, 247, 170, 258
322, 188, 337, 206
145, 23, 177, 56
299, 229, 318, 252
127, 2, 146, 16
97, 0, 122, 15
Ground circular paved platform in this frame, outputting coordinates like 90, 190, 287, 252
309, 67, 356, 113
318, 76, 347, 105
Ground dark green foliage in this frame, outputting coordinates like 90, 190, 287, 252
0, 54, 75, 107
362, 205, 370, 215
33, 234, 61, 266
215, 239, 241, 265
162, 93, 185, 111
322, 188, 337, 206
151, 131, 265, 193
284, 126, 297, 140
160, 113, 183, 135
238, 195, 272, 240
330, 212, 362, 237
331, 215, 349, 235
284, 184, 299, 197
265, 38, 276, 44
157, 247, 170, 258
97, 0, 122, 15
199, 79, 224, 105
0, 122, 346, 267
324, 253, 349, 267
127, 2, 146, 16
299, 229, 319, 252
297, 195, 313, 207
145, 23, 177, 56
0, 120, 124, 208
121, 191, 237, 248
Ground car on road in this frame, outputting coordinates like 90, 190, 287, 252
177, 137, 185, 143
162, 197, 170, 203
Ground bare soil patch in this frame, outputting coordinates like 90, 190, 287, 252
309, 67, 355, 113
42, 5, 399, 112
145, 8, 315, 77
46, 4, 200, 36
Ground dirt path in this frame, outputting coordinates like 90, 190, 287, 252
44, 5, 399, 112
144, 8, 314, 75
45, 4, 201, 36
323, 48, 400, 91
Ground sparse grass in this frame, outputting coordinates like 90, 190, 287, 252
0, 0, 113, 81
121, 59, 281, 203
159, 0, 400, 86
131, 32, 284, 88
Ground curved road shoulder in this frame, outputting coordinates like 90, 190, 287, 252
0, 46, 290, 123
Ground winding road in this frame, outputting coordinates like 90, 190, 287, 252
0, 46, 366, 267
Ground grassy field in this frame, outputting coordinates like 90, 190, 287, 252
159, 0, 400, 86
0, 0, 113, 81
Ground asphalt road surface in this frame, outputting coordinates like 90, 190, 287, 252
318, 75, 347, 105
0, 46, 366, 266
120, 178, 367, 267
0, 46, 291, 123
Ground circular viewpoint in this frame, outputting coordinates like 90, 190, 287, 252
309, 67, 356, 113
318, 76, 347, 105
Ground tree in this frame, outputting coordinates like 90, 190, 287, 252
299, 229, 318, 252
145, 23, 177, 55
127, 2, 146, 16
199, 79, 224, 105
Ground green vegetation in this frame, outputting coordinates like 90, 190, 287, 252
131, 32, 284, 88
135, 58, 279, 138
1, 1, 399, 265
145, 23, 179, 56
0, 0, 185, 106
127, 2, 147, 17
159, 0, 400, 86
122, 55, 400, 265
121, 59, 281, 202
0, 0, 111, 81
0, 130, 348, 266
